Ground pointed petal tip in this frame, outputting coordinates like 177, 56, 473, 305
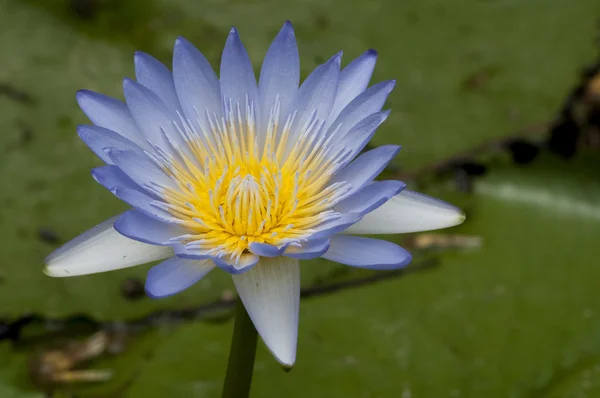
75, 89, 101, 110
276, 354, 296, 370
456, 210, 467, 226
122, 77, 136, 91
144, 288, 162, 300
381, 144, 402, 158
42, 262, 62, 278
334, 51, 343, 63
174, 36, 189, 49
229, 26, 239, 36
278, 20, 295, 37
133, 50, 147, 61
75, 124, 89, 139
365, 49, 378, 57
75, 89, 91, 101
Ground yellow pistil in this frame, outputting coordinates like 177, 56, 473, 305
154, 100, 350, 261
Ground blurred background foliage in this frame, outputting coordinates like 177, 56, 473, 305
2, 0, 600, 396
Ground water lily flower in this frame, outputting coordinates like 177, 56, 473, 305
44, 22, 465, 368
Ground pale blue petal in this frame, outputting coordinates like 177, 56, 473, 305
77, 125, 142, 165
122, 78, 181, 150
321, 235, 412, 270
76, 90, 146, 148
283, 238, 330, 260
336, 110, 390, 158
213, 253, 259, 274
249, 242, 289, 257
114, 210, 188, 245
107, 148, 176, 191
113, 187, 174, 222
258, 21, 299, 132
173, 37, 222, 134
220, 28, 258, 113
327, 80, 395, 143
285, 53, 341, 145
145, 257, 215, 298
331, 145, 401, 195
328, 50, 378, 124
335, 180, 406, 215
92, 165, 140, 192
308, 212, 362, 240
134, 51, 181, 114
174, 245, 213, 260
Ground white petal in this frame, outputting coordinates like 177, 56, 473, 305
44, 215, 173, 277
232, 256, 300, 368
344, 190, 466, 234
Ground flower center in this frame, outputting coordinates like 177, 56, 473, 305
153, 101, 351, 259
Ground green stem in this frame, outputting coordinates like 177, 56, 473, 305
221, 298, 258, 398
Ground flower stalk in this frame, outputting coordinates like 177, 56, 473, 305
221, 299, 258, 398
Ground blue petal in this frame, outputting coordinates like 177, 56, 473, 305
321, 235, 412, 270
77, 125, 142, 165
249, 242, 289, 257
213, 253, 260, 274
145, 256, 215, 298
173, 37, 222, 134
335, 180, 406, 215
331, 145, 401, 195
174, 245, 213, 260
328, 50, 377, 124
258, 21, 299, 132
337, 110, 390, 159
220, 28, 258, 113
308, 212, 362, 240
283, 238, 330, 259
285, 53, 341, 146
92, 165, 140, 192
134, 52, 181, 114
113, 187, 174, 222
327, 80, 395, 143
123, 78, 183, 151
76, 90, 146, 148
114, 210, 188, 245
107, 148, 176, 191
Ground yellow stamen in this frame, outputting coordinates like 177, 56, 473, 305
159, 100, 349, 260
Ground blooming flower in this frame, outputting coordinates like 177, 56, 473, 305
44, 22, 465, 368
